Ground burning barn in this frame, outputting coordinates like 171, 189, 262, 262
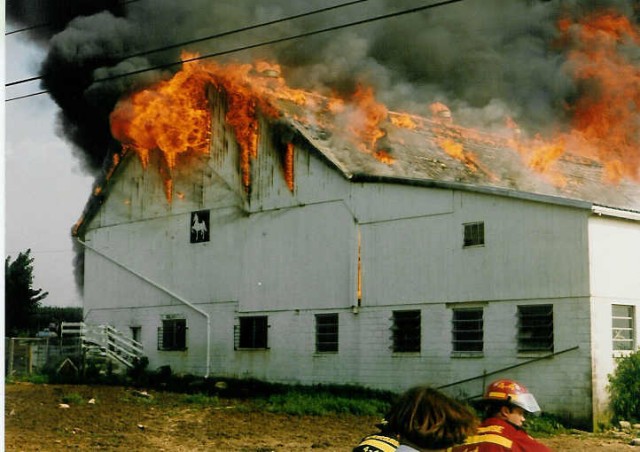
71, 55, 640, 429
10, 0, 640, 431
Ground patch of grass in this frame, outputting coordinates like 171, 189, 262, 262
61, 392, 84, 405
182, 393, 220, 405
5, 373, 49, 384
261, 391, 391, 416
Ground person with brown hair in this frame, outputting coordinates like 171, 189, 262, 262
451, 379, 551, 452
354, 385, 478, 452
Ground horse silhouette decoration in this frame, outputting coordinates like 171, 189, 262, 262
191, 213, 208, 242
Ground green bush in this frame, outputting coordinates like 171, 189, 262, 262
524, 413, 567, 436
61, 392, 84, 404
608, 350, 640, 423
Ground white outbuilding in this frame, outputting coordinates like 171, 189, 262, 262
75, 87, 640, 429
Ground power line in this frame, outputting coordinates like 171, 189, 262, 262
5, 0, 142, 36
6, 0, 371, 88
5, 0, 467, 103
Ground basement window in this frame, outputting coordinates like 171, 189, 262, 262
315, 314, 339, 353
463, 221, 485, 247
391, 310, 421, 353
517, 305, 553, 353
157, 319, 187, 351
612, 305, 635, 351
452, 308, 484, 353
235, 316, 269, 349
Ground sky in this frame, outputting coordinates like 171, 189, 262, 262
5, 31, 93, 308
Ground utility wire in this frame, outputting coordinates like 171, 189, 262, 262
6, 0, 371, 87
6, 0, 466, 103
5, 0, 142, 36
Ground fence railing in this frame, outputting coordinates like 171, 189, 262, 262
61, 322, 145, 369
5, 323, 146, 377
5, 336, 83, 377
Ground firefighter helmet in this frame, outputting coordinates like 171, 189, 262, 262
482, 379, 541, 414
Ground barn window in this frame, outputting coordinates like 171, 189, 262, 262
130, 326, 141, 343
391, 310, 421, 353
517, 305, 553, 353
157, 319, 187, 351
190, 210, 210, 243
452, 308, 484, 353
463, 221, 485, 247
235, 316, 269, 349
612, 305, 635, 351
315, 314, 339, 353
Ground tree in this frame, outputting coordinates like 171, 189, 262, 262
5, 249, 49, 336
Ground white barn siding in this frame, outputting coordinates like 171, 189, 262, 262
357, 189, 591, 304
79, 90, 640, 429
588, 215, 640, 425
240, 201, 357, 312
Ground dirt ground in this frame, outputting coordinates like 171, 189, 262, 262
4, 382, 637, 451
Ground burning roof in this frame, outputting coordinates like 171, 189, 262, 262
72, 60, 640, 242
283, 100, 640, 212
70, 7, 640, 237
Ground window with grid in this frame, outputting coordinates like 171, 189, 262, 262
315, 314, 339, 353
157, 319, 187, 351
392, 310, 421, 353
517, 305, 553, 353
235, 316, 269, 349
612, 305, 635, 351
452, 308, 484, 352
463, 221, 485, 247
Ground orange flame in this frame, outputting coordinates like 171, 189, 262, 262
391, 113, 417, 129
283, 142, 295, 191
517, 11, 640, 184
564, 11, 640, 183
345, 84, 389, 156
110, 54, 301, 199
437, 138, 480, 173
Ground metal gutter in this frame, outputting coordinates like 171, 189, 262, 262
76, 238, 211, 378
591, 205, 640, 221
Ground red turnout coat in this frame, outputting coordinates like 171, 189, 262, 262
451, 417, 552, 452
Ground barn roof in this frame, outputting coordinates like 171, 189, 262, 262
74, 91, 640, 238
278, 98, 640, 215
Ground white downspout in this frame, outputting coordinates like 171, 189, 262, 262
76, 238, 211, 378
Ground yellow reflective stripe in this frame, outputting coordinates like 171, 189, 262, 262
463, 434, 513, 449
488, 391, 509, 399
358, 435, 400, 452
477, 425, 505, 434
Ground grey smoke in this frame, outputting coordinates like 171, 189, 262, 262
7, 0, 639, 173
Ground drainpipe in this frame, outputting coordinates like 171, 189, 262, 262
76, 238, 211, 378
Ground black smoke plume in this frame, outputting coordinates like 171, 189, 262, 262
7, 0, 639, 172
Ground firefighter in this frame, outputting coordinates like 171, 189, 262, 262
451, 379, 552, 452
354, 386, 477, 452
352, 419, 400, 452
